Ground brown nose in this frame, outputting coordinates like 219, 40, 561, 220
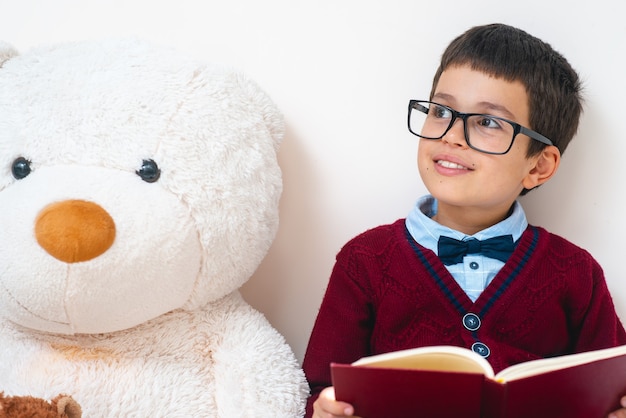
35, 200, 116, 263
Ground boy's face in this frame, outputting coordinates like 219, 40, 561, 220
417, 65, 547, 229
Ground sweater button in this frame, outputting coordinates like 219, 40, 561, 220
471, 342, 490, 358
462, 313, 481, 331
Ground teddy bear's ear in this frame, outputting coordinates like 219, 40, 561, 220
0, 41, 19, 68
236, 72, 285, 150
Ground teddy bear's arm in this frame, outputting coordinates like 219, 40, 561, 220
210, 295, 308, 418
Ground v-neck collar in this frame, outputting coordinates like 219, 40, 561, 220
404, 225, 540, 316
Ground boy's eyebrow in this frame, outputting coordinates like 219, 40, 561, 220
432, 93, 517, 120
477, 102, 517, 120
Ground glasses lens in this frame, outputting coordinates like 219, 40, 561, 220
408, 101, 451, 139
465, 114, 515, 154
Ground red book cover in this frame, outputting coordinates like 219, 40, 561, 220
482, 354, 626, 418
331, 364, 484, 418
331, 345, 626, 418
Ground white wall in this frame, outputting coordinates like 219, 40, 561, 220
3, 0, 624, 364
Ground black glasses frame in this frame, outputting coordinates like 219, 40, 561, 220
407, 99, 553, 155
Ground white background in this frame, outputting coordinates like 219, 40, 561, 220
2, 0, 624, 364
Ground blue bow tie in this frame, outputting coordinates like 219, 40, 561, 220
437, 235, 515, 266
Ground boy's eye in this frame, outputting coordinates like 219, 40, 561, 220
475, 115, 504, 129
431, 105, 452, 119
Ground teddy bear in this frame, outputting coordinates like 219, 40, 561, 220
0, 39, 308, 417
0, 393, 82, 418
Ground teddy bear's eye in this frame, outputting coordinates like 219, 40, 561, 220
136, 159, 161, 183
11, 157, 32, 180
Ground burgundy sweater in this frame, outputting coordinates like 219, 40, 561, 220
302, 219, 626, 417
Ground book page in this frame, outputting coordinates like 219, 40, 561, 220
352, 345, 495, 378
495, 344, 626, 382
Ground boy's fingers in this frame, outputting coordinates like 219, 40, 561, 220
317, 387, 355, 417
608, 398, 626, 418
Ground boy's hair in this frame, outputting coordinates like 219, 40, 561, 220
430, 23, 583, 160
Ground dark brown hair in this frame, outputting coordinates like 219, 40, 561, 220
430, 23, 583, 159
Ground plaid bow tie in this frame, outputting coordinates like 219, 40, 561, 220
437, 235, 515, 266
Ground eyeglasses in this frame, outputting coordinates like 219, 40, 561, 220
407, 100, 553, 155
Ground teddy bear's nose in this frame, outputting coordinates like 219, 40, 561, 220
35, 199, 116, 263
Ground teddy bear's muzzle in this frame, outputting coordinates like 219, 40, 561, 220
35, 199, 116, 263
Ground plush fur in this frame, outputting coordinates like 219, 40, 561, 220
0, 39, 308, 417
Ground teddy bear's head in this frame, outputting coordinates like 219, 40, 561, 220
0, 392, 82, 418
0, 39, 284, 334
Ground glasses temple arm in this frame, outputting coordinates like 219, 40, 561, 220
519, 126, 553, 146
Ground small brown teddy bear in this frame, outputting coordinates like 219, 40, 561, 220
0, 392, 81, 418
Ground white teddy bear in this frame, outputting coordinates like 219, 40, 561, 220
0, 39, 308, 417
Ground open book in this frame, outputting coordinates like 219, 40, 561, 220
331, 345, 626, 418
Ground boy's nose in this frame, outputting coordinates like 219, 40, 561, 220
441, 119, 468, 148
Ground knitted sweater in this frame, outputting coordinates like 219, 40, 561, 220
302, 219, 626, 417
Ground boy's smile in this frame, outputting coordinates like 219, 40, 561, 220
434, 155, 473, 173
417, 65, 559, 234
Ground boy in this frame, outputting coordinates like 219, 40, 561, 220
303, 23, 626, 418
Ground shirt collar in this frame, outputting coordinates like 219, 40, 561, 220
405, 195, 528, 255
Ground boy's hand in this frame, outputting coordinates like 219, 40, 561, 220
312, 387, 360, 418
608, 396, 626, 418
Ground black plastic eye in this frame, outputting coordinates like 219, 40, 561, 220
11, 157, 31, 180
136, 159, 161, 183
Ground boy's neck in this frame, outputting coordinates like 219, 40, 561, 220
432, 202, 514, 236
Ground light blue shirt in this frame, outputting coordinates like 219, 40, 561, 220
405, 195, 528, 302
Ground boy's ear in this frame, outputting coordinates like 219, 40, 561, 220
522, 145, 560, 190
